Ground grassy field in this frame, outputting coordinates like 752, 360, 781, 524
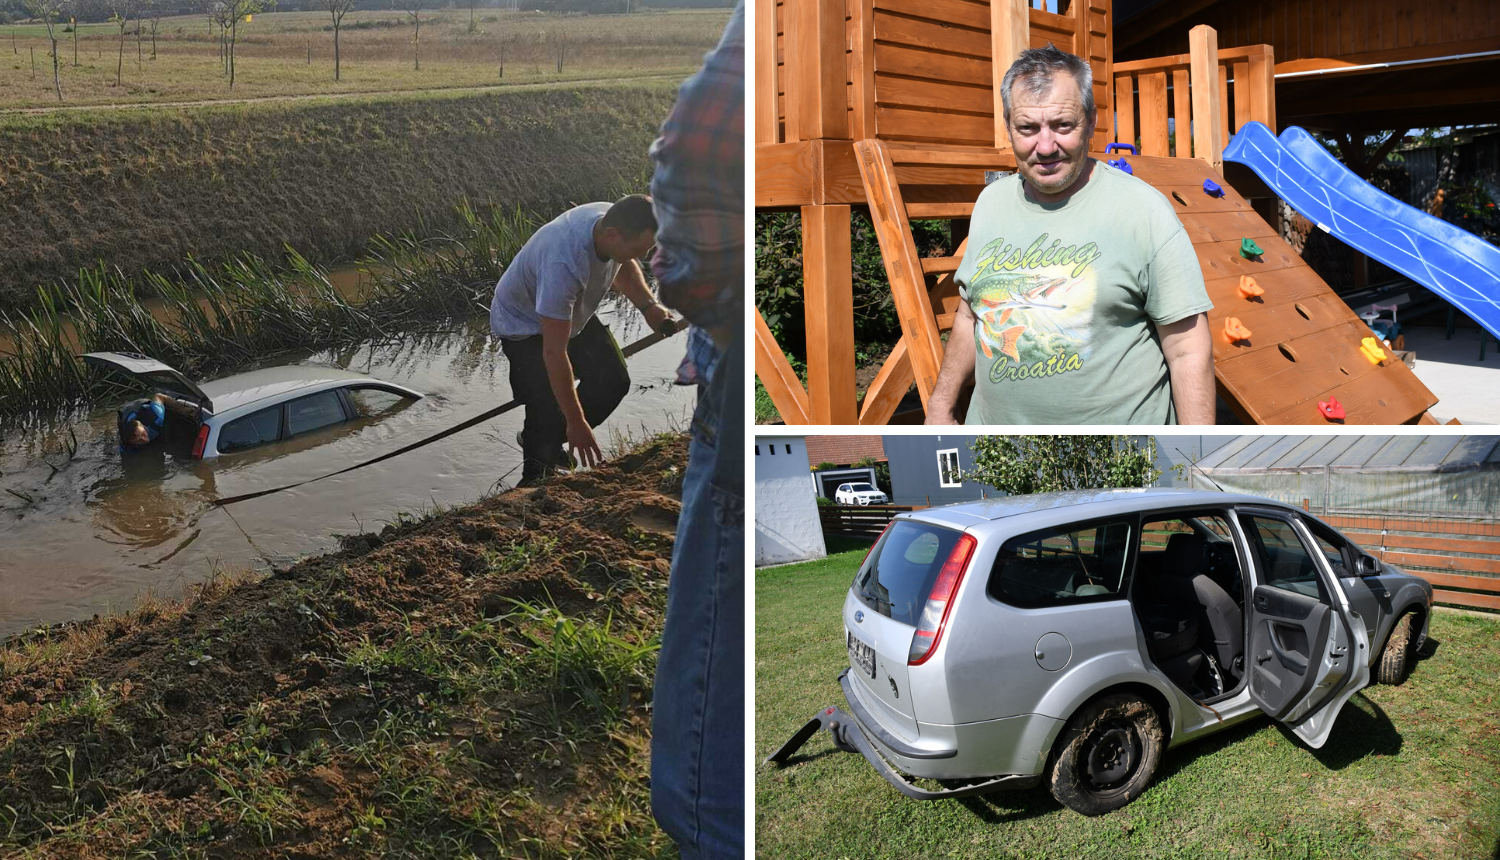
0, 8, 727, 108
756, 539, 1500, 860
0, 434, 689, 858
0, 79, 674, 306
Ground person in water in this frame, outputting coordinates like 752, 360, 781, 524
117, 392, 198, 450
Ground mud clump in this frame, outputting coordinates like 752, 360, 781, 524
0, 434, 688, 859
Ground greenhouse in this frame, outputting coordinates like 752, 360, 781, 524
1189, 435, 1500, 518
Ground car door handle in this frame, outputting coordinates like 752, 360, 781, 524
1269, 632, 1308, 675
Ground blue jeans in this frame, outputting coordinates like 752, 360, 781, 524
651, 331, 744, 858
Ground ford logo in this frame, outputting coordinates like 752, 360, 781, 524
854, 610, 864, 623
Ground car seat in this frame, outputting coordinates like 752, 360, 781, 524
1159, 533, 1245, 683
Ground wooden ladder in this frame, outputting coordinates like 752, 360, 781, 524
853, 139, 1014, 424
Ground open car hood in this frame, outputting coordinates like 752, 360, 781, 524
83, 352, 214, 413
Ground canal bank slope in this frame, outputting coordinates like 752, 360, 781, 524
0, 433, 686, 858
0, 79, 676, 309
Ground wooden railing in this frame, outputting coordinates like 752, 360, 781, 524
1110, 25, 1275, 169
818, 504, 913, 538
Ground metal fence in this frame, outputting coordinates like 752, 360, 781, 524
1191, 467, 1500, 521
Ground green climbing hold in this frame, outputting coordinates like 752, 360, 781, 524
1240, 237, 1264, 258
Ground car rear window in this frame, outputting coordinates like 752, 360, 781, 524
852, 520, 964, 626
988, 520, 1134, 608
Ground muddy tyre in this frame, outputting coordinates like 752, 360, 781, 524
1046, 693, 1163, 816
1376, 612, 1415, 685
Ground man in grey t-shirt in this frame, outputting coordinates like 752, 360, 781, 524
490, 195, 678, 483
925, 46, 1215, 425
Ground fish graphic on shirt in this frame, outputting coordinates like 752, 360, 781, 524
969, 275, 1071, 362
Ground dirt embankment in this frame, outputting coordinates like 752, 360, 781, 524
0, 434, 687, 858
0, 82, 675, 309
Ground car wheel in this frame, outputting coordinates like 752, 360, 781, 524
1375, 611, 1416, 686
1047, 693, 1164, 816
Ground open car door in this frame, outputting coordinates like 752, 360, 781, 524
83, 352, 213, 413
1235, 508, 1371, 749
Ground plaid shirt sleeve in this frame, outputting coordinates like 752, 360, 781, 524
648, 0, 744, 333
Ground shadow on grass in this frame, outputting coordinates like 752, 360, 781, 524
1416, 635, 1441, 661
1273, 692, 1403, 769
1153, 713, 1269, 786
955, 786, 1061, 822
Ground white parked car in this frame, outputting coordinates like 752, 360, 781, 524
835, 482, 889, 506
85, 352, 422, 460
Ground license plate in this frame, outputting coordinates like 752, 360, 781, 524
848, 632, 876, 679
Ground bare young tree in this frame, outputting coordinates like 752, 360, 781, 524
144, 0, 163, 59
322, 0, 354, 81
212, 0, 269, 88
24, 0, 64, 100
553, 32, 565, 74
401, 0, 425, 71
106, 0, 139, 86
67, 0, 79, 66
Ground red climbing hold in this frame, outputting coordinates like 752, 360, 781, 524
1318, 397, 1346, 420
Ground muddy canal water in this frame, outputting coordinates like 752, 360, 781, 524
0, 307, 694, 636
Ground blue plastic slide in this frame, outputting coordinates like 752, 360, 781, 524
1222, 121, 1500, 342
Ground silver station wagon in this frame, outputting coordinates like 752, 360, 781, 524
85, 352, 422, 460
768, 488, 1434, 815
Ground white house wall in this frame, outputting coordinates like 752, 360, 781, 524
755, 437, 827, 566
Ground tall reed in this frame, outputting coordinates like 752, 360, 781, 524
0, 201, 539, 420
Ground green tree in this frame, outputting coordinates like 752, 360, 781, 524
813, 461, 837, 471
851, 456, 891, 496
965, 436, 1161, 496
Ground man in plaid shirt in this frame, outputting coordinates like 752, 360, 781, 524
647, 2, 744, 857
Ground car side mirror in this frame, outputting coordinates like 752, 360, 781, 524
1355, 555, 1382, 576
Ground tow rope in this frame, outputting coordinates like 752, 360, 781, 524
211, 329, 674, 507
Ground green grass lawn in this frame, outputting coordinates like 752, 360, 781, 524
756, 541, 1500, 860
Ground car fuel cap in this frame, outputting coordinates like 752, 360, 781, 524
1034, 632, 1071, 672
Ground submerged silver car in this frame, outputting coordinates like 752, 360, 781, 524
768, 488, 1434, 815
84, 352, 422, 460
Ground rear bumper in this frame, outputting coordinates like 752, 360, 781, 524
835, 670, 1043, 799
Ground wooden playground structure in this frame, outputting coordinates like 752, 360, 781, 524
753, 0, 1447, 425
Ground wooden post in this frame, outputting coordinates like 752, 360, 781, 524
990, 0, 1029, 149
1113, 72, 1134, 147
1231, 59, 1250, 135
754, 0, 780, 144
1246, 45, 1276, 133
1172, 68, 1190, 157
1138, 70, 1168, 156
802, 205, 858, 423
792, 0, 848, 140
1189, 25, 1223, 171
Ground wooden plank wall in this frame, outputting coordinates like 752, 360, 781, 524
856, 0, 1112, 147
1121, 0, 1500, 65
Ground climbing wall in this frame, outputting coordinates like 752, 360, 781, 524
1126, 155, 1440, 425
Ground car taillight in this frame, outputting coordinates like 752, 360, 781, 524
191, 424, 209, 459
908, 533, 977, 665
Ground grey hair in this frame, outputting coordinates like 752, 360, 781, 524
1000, 44, 1095, 126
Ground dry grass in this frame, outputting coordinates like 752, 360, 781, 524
0, 8, 728, 109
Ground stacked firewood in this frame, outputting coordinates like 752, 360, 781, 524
1280, 199, 1312, 255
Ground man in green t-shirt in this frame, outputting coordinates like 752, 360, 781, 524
925, 45, 1215, 425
